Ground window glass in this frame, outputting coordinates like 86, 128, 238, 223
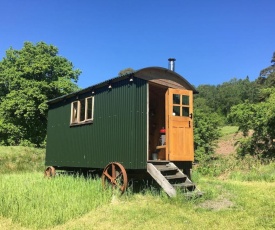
173, 106, 180, 116
173, 94, 180, 104
182, 95, 189, 105
71, 102, 78, 123
182, 107, 189, 117
86, 97, 93, 120
79, 99, 85, 121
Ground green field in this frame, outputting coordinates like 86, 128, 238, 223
0, 172, 274, 230
0, 138, 275, 229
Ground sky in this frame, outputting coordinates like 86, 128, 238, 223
1, 0, 274, 89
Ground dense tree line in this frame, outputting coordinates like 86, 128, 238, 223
194, 77, 259, 122
194, 52, 275, 160
228, 52, 275, 159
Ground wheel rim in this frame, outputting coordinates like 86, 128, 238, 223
102, 162, 128, 194
44, 166, 56, 178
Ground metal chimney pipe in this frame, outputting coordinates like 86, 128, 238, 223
168, 58, 176, 71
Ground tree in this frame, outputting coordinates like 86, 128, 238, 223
259, 52, 275, 78
256, 52, 275, 90
228, 89, 275, 158
0, 42, 81, 146
194, 78, 257, 124
118, 68, 134, 76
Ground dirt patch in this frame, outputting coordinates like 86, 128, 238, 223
215, 129, 254, 156
215, 132, 243, 155
198, 197, 234, 211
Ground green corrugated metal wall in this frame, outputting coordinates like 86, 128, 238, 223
45, 78, 148, 170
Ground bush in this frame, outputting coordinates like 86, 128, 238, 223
194, 109, 221, 162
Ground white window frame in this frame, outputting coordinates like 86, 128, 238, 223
70, 96, 94, 125
71, 101, 79, 124
85, 96, 94, 121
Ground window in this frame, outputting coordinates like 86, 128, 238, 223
172, 94, 189, 117
70, 96, 94, 125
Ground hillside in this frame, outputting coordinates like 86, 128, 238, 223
215, 126, 240, 155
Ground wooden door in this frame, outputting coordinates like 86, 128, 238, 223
165, 88, 194, 161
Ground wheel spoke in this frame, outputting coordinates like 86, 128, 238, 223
112, 180, 124, 191
103, 171, 113, 181
115, 171, 122, 179
111, 163, 116, 179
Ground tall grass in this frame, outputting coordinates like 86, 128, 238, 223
1, 172, 275, 229
195, 153, 275, 182
0, 173, 112, 229
0, 144, 275, 229
229, 161, 275, 182
0, 146, 45, 173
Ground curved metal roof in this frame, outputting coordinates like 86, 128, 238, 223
48, 66, 198, 104
135, 67, 198, 93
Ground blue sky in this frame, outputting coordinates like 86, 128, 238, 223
1, 0, 274, 88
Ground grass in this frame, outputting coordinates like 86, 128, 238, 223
0, 144, 275, 229
220, 126, 239, 136
0, 173, 274, 230
55, 180, 274, 230
0, 146, 45, 174
194, 153, 275, 181
229, 160, 275, 182
0, 173, 112, 229
218, 126, 239, 142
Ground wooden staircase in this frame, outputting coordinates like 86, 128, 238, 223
147, 161, 202, 197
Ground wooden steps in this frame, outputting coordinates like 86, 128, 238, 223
147, 161, 202, 197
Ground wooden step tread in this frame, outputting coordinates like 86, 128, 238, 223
172, 182, 195, 188
164, 174, 186, 180
155, 166, 178, 172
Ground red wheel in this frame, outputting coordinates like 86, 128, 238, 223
102, 162, 128, 194
44, 166, 56, 178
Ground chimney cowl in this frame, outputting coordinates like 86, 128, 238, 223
168, 58, 176, 71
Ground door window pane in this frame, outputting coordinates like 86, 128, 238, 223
173, 94, 180, 104
173, 106, 180, 116
182, 95, 189, 105
182, 107, 189, 117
